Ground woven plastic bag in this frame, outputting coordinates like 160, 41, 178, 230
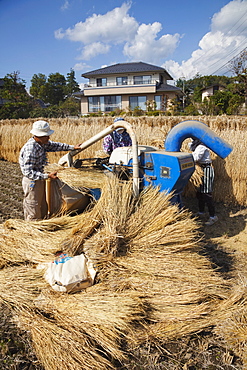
44, 253, 96, 293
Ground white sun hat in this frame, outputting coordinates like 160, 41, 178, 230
30, 120, 54, 137
114, 117, 129, 131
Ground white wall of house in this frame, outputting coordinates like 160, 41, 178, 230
202, 86, 225, 101
80, 96, 88, 115
80, 92, 177, 115
122, 95, 129, 111
202, 87, 214, 100
84, 85, 156, 96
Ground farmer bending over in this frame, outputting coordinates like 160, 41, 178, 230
103, 117, 132, 155
19, 120, 81, 221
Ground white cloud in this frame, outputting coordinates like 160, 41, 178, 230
61, 0, 69, 11
163, 0, 247, 80
55, 1, 181, 61
55, 0, 247, 79
123, 22, 181, 63
211, 0, 247, 35
73, 62, 92, 71
79, 42, 110, 60
55, 2, 138, 44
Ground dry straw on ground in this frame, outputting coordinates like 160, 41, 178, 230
0, 116, 247, 368
1, 174, 247, 369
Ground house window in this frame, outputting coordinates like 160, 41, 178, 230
88, 96, 121, 112
154, 96, 162, 110
96, 78, 107, 87
129, 96, 146, 110
116, 76, 128, 85
88, 97, 100, 112
104, 96, 122, 111
133, 75, 151, 85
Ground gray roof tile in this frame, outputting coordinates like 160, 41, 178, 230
157, 83, 183, 94
82, 62, 173, 80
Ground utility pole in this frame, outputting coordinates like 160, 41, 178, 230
181, 77, 185, 110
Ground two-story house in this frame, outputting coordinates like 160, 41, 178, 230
75, 62, 183, 115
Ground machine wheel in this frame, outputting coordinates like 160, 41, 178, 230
73, 159, 83, 168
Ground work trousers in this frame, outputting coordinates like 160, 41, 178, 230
197, 164, 215, 217
22, 177, 48, 221
199, 164, 214, 193
196, 192, 215, 217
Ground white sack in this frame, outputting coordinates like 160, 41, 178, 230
44, 253, 96, 293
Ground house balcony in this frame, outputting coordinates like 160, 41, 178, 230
83, 80, 158, 96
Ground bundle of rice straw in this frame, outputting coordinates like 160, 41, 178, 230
183, 164, 203, 197
1, 177, 247, 369
1, 216, 82, 266
0, 266, 46, 309
45, 164, 107, 190
25, 289, 145, 370
213, 287, 247, 366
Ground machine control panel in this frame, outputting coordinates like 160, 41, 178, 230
160, 166, 170, 178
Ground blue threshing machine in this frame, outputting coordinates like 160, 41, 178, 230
58, 120, 233, 206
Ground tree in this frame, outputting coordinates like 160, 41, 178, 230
210, 90, 231, 114
168, 97, 180, 115
199, 90, 243, 115
145, 100, 157, 111
59, 97, 81, 116
0, 71, 33, 119
184, 104, 199, 116
65, 69, 80, 96
230, 49, 247, 76
29, 70, 81, 111
45, 73, 67, 105
178, 74, 232, 103
226, 94, 244, 115
229, 49, 247, 105
30, 73, 47, 99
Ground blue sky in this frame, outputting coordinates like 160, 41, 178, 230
1, 0, 247, 90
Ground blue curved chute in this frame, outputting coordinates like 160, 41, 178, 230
164, 120, 233, 159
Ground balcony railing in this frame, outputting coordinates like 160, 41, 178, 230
84, 79, 159, 88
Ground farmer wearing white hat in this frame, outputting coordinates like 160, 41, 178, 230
103, 117, 132, 155
19, 120, 81, 221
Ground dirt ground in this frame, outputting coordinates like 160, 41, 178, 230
0, 160, 24, 222
0, 159, 247, 369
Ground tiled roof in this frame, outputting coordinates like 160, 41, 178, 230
73, 91, 84, 97
157, 83, 183, 95
82, 62, 173, 80
201, 84, 225, 91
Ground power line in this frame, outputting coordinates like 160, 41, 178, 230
210, 46, 247, 75
184, 7, 247, 73
197, 28, 247, 75
204, 39, 247, 74
226, 9, 247, 35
